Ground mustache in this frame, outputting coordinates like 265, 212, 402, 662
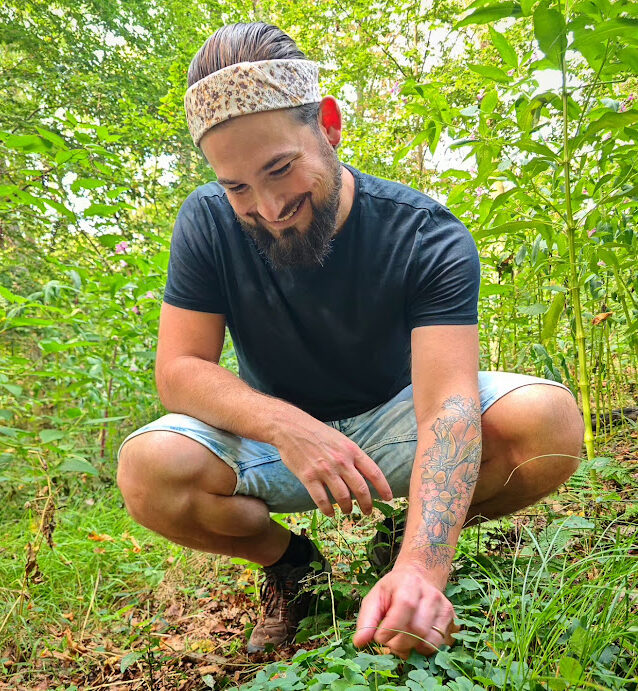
249, 193, 307, 225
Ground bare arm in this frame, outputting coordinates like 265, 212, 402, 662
396, 324, 481, 584
155, 302, 392, 514
156, 302, 312, 445
354, 324, 480, 656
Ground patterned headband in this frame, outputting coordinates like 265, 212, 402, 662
184, 58, 321, 146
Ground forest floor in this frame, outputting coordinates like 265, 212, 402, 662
0, 425, 636, 691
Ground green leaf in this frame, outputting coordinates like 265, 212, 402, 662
480, 89, 499, 114
57, 456, 99, 477
581, 18, 638, 44
468, 64, 511, 82
533, 6, 567, 68
40, 429, 65, 443
315, 673, 341, 684
0, 285, 27, 304
473, 220, 552, 242
519, 303, 547, 316
455, 2, 522, 29
42, 197, 76, 220
583, 110, 638, 138
84, 203, 121, 218
96, 234, 124, 249
618, 47, 638, 74
0, 382, 23, 396
35, 127, 68, 149
70, 177, 107, 193
541, 291, 565, 343
39, 340, 94, 354
559, 656, 583, 682
489, 27, 518, 68
120, 651, 142, 673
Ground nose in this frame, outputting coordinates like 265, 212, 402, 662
253, 192, 287, 223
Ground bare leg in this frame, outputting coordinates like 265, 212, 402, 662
465, 384, 584, 525
117, 431, 291, 566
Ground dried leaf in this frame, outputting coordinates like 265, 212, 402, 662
88, 532, 114, 542
592, 311, 613, 325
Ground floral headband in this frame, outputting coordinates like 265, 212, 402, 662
184, 58, 321, 146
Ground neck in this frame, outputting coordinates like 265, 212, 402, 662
334, 164, 355, 234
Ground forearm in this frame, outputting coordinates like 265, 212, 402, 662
156, 355, 315, 446
396, 394, 482, 588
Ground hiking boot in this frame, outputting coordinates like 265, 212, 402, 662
247, 538, 330, 653
367, 511, 406, 576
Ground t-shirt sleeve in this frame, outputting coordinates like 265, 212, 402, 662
163, 192, 229, 314
407, 204, 480, 329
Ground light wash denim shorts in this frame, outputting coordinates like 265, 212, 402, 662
118, 372, 569, 514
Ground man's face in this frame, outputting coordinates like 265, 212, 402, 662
200, 109, 343, 269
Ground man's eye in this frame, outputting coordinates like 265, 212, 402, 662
272, 162, 291, 176
229, 185, 245, 194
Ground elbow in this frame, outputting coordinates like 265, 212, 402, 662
155, 358, 179, 411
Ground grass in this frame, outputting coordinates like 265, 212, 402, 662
0, 429, 636, 690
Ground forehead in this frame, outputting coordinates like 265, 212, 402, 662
201, 110, 307, 171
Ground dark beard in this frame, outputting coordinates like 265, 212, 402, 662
235, 143, 343, 270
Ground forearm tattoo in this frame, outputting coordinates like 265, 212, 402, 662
412, 395, 482, 568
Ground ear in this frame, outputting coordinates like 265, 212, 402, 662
318, 96, 342, 148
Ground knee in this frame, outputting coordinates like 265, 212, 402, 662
515, 386, 584, 484
117, 432, 210, 526
483, 384, 584, 489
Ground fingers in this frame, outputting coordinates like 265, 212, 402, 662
305, 481, 334, 518
324, 475, 353, 515
353, 584, 387, 648
382, 594, 437, 658
373, 591, 418, 648
354, 451, 393, 504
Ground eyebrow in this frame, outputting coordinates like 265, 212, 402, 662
216, 151, 298, 186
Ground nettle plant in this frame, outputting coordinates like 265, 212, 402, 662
395, 0, 638, 459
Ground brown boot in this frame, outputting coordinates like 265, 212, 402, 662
247, 538, 330, 653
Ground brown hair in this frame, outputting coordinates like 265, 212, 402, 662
187, 22, 320, 132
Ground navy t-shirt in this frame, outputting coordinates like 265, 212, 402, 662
164, 163, 480, 421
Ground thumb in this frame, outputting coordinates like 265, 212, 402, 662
352, 587, 386, 648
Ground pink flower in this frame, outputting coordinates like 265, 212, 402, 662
132, 305, 140, 315
588, 228, 597, 237
390, 80, 401, 96
597, 261, 606, 267
145, 291, 154, 299
115, 241, 129, 254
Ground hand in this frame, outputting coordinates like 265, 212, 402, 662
352, 563, 458, 659
275, 418, 393, 517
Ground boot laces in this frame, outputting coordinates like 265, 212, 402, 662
260, 568, 300, 620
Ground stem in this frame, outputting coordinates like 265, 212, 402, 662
561, 60, 595, 460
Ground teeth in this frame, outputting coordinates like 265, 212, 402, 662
276, 198, 302, 222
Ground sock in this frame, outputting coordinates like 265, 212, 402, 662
269, 532, 313, 568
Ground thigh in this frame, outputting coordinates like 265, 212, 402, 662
340, 372, 571, 499
118, 414, 318, 513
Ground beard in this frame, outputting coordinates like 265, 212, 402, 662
235, 138, 343, 270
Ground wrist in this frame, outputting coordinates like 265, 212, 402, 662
394, 552, 450, 590
268, 403, 313, 447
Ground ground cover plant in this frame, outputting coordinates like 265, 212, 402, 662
1, 0, 636, 688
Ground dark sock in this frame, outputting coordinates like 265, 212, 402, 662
269, 532, 314, 568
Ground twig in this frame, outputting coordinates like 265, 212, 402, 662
81, 569, 101, 641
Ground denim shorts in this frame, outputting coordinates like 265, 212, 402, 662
118, 372, 569, 513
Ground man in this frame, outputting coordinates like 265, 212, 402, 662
117, 22, 584, 659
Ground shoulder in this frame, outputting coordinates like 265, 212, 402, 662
175, 180, 235, 229
346, 164, 442, 217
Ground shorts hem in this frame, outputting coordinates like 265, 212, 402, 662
118, 425, 241, 496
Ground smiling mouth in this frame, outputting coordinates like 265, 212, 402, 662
274, 197, 304, 223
